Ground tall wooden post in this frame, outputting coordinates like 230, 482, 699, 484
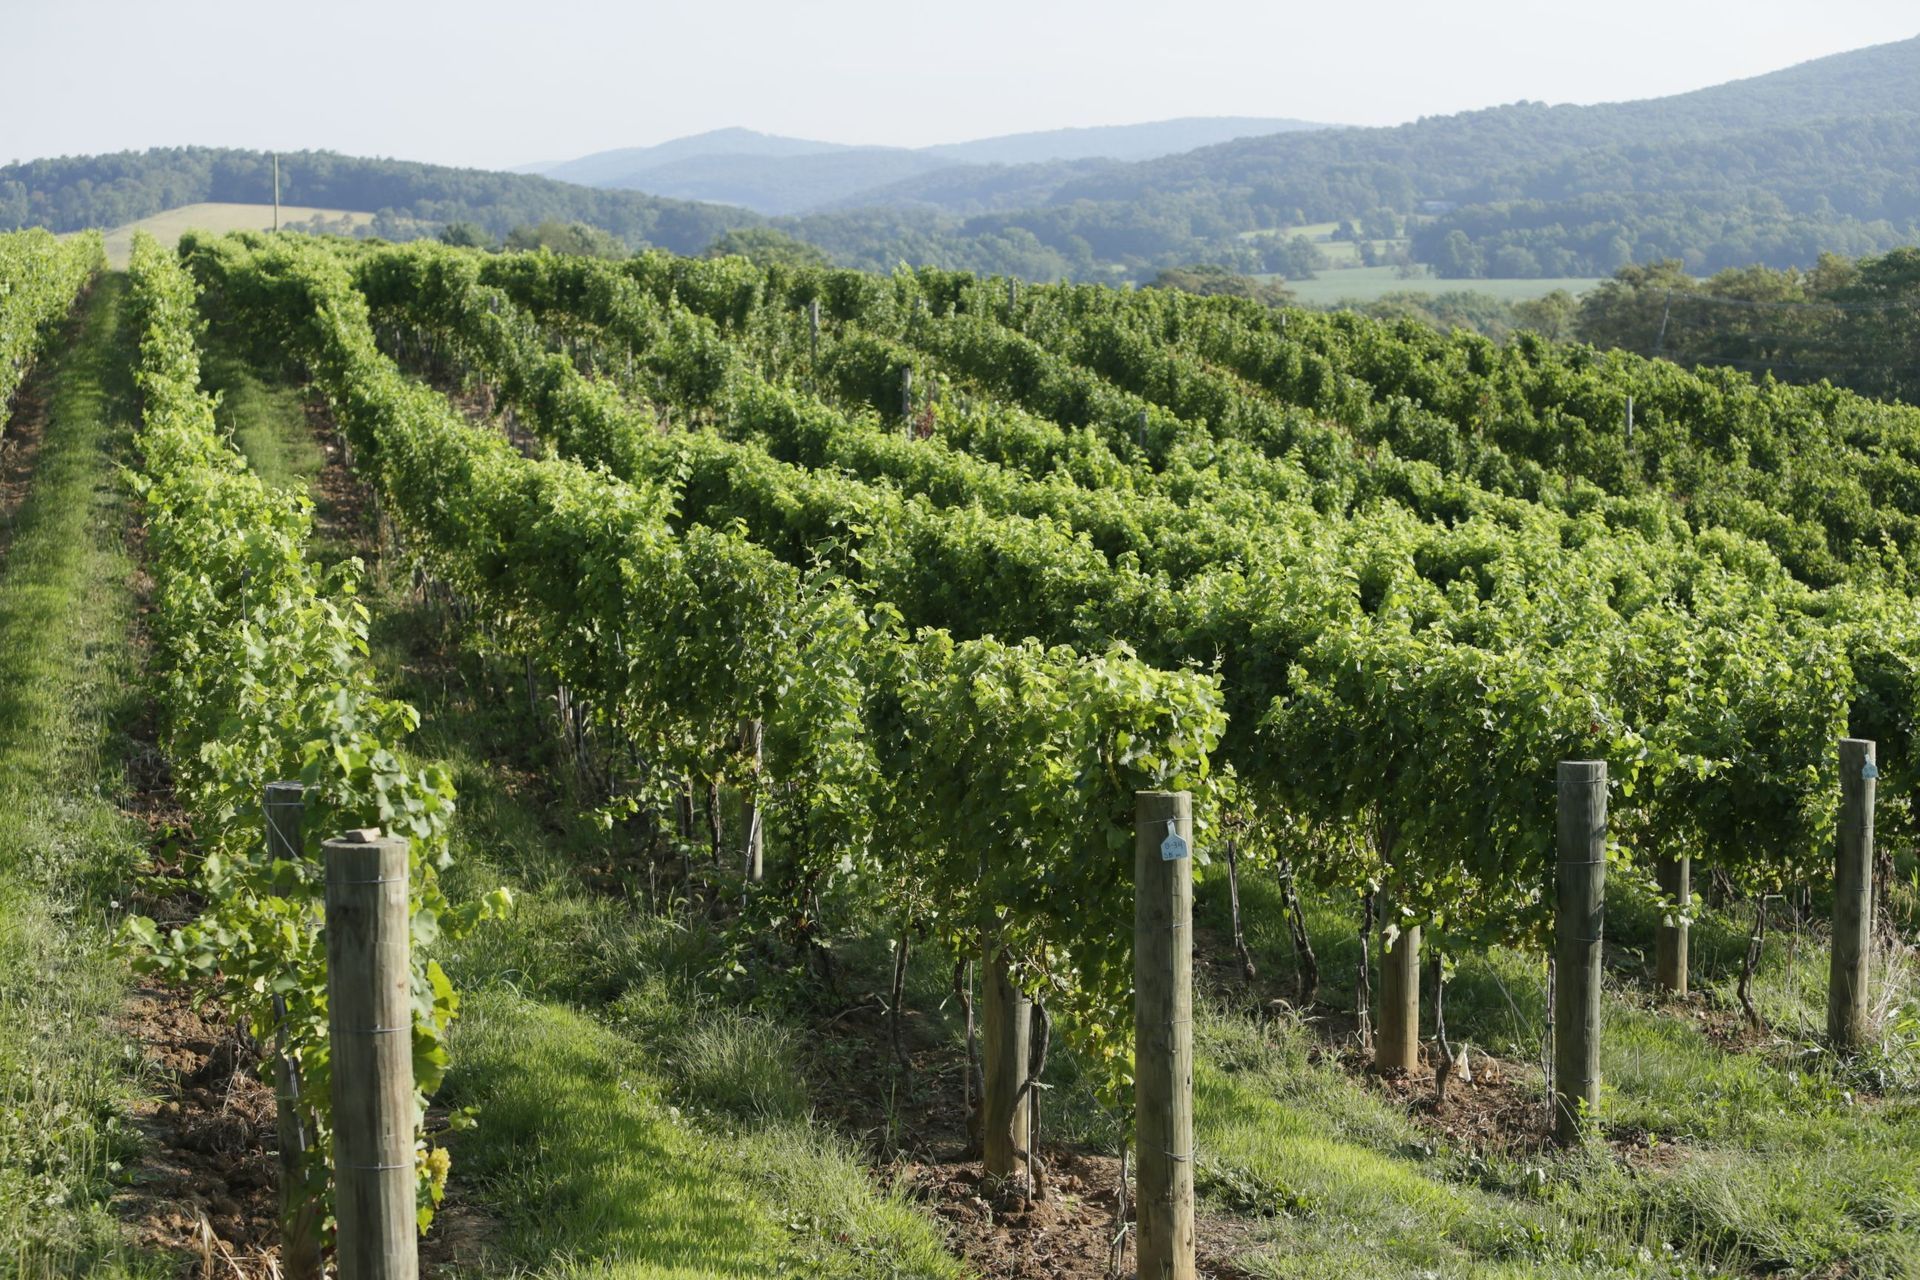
1135, 791, 1195, 1280
1554, 761, 1606, 1146
1829, 738, 1876, 1051
980, 942, 1030, 1181
325, 831, 418, 1280
1375, 920, 1421, 1073
266, 784, 322, 1280
273, 153, 281, 233
1654, 855, 1689, 996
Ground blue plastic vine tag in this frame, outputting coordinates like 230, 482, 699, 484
1160, 818, 1189, 861
1863, 760, 1879, 781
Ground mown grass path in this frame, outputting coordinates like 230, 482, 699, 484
0, 277, 163, 1279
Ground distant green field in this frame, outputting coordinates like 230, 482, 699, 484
1237, 223, 1403, 267
90, 203, 377, 267
1280, 265, 1606, 306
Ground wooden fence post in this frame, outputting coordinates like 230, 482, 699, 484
980, 940, 1031, 1182
266, 783, 322, 1280
1135, 791, 1195, 1280
1375, 919, 1421, 1073
325, 830, 418, 1280
1654, 855, 1689, 996
1554, 760, 1606, 1146
1829, 738, 1877, 1051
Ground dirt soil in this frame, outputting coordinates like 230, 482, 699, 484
112, 979, 489, 1280
304, 399, 378, 559
1367, 1047, 1557, 1156
801, 988, 1265, 1280
898, 1149, 1266, 1280
114, 984, 283, 1273
0, 339, 55, 557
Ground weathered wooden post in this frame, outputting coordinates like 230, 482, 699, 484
1135, 791, 1195, 1280
325, 830, 418, 1280
1554, 761, 1606, 1146
980, 942, 1030, 1182
1829, 738, 1877, 1051
266, 783, 322, 1280
1654, 855, 1689, 996
1375, 918, 1421, 1073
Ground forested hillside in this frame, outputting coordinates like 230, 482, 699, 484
0, 148, 759, 251
879, 35, 1920, 277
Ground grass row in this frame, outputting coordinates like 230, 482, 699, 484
0, 279, 162, 1277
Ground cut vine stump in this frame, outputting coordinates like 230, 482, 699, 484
980, 941, 1031, 1182
1654, 855, 1689, 996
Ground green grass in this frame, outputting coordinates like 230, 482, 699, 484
201, 344, 324, 495
446, 991, 962, 1279
1277, 266, 1606, 306
1193, 1013, 1685, 1280
0, 277, 165, 1278
1202, 864, 1920, 1277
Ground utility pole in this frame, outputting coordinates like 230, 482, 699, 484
273, 153, 281, 233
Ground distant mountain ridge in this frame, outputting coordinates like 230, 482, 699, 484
592, 147, 955, 216
535, 127, 854, 188
530, 117, 1332, 213
843, 33, 1920, 279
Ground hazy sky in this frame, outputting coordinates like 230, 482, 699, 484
4, 0, 1916, 170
